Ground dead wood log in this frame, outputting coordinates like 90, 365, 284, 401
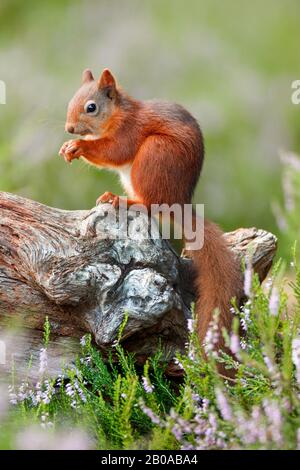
0, 192, 277, 379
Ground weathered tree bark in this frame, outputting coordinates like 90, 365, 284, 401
0, 192, 277, 379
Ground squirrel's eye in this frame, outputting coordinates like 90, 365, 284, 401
84, 100, 98, 114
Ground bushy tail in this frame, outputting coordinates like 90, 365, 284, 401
185, 215, 243, 351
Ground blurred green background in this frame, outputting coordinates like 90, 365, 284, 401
0, 0, 300, 254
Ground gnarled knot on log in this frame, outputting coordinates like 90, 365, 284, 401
0, 192, 277, 378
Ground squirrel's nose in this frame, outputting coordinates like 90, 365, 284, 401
66, 124, 75, 134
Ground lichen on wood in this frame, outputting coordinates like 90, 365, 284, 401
0, 191, 277, 378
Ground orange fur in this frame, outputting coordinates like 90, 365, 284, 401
60, 69, 243, 360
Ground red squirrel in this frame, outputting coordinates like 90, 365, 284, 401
59, 68, 243, 354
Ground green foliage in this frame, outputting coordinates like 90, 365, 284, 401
0, 0, 300, 241
273, 152, 300, 259
43, 316, 50, 348
1, 255, 300, 450
1, 1, 300, 449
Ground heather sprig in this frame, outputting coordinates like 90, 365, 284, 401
2, 250, 300, 450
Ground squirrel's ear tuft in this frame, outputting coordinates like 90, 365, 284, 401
82, 69, 94, 84
98, 69, 116, 92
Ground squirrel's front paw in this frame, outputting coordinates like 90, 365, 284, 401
96, 192, 120, 208
59, 140, 84, 163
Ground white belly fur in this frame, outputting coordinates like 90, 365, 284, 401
117, 163, 135, 199
81, 148, 135, 199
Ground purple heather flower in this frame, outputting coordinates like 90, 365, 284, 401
39, 348, 48, 376
272, 202, 288, 232
173, 358, 184, 370
8, 385, 18, 405
263, 399, 282, 445
172, 424, 183, 441
280, 151, 300, 171
16, 426, 92, 450
139, 400, 161, 425
65, 382, 75, 398
236, 407, 267, 445
187, 318, 194, 333
264, 277, 273, 292
40, 413, 53, 430
269, 287, 280, 316
230, 333, 240, 355
282, 172, 295, 212
244, 263, 252, 297
73, 379, 87, 403
215, 389, 233, 421
240, 301, 251, 331
203, 312, 220, 357
191, 393, 201, 404
188, 344, 196, 361
142, 376, 154, 393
